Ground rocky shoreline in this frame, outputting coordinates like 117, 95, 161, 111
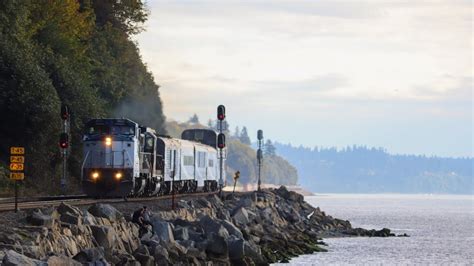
0, 186, 399, 265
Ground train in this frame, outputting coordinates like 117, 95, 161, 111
81, 118, 225, 197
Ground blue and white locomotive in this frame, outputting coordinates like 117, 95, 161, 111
81, 118, 223, 197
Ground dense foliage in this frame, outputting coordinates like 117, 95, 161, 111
0, 0, 165, 195
166, 119, 299, 186
275, 143, 473, 194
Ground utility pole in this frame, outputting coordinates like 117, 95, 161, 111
60, 104, 70, 194
257, 130, 263, 191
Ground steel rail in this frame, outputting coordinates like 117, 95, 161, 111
0, 191, 218, 212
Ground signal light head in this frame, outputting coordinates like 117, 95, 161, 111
217, 105, 226, 121
105, 137, 112, 146
217, 133, 226, 149
61, 104, 69, 120
59, 133, 69, 149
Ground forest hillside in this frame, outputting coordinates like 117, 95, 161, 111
166, 119, 298, 187
0, 0, 166, 195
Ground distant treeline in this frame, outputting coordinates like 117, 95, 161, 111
275, 143, 473, 194
0, 0, 165, 195
167, 117, 298, 186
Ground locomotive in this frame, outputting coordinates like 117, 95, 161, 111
81, 118, 224, 197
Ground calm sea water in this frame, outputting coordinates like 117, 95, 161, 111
284, 194, 474, 265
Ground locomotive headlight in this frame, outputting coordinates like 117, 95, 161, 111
115, 172, 122, 180
105, 137, 112, 146
91, 171, 100, 180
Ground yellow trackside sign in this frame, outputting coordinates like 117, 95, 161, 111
9, 163, 24, 171
10, 172, 24, 180
10, 156, 25, 163
10, 147, 25, 155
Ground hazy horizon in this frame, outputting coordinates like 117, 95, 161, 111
136, 1, 473, 158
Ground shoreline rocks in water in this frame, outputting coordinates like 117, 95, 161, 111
0, 186, 396, 265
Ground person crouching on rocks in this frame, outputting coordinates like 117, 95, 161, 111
132, 206, 154, 236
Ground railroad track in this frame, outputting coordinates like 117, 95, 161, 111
0, 191, 218, 212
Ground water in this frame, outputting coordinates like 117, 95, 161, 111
285, 194, 474, 265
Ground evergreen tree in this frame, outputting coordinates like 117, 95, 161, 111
234, 126, 240, 138
188, 113, 199, 124
264, 139, 276, 156
239, 126, 251, 145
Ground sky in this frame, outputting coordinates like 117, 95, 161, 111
135, 0, 473, 158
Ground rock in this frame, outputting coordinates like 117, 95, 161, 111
173, 226, 189, 241
152, 245, 169, 261
26, 209, 53, 227
133, 253, 155, 266
133, 244, 150, 256
59, 212, 82, 225
2, 249, 45, 266
82, 211, 97, 225
57, 202, 82, 216
88, 203, 123, 222
151, 219, 175, 243
112, 250, 139, 266
220, 220, 243, 239
206, 233, 228, 257
198, 215, 230, 239
227, 238, 245, 260
232, 207, 250, 225
72, 247, 105, 263
90, 225, 116, 250
46, 255, 82, 266
275, 186, 291, 199
244, 241, 265, 264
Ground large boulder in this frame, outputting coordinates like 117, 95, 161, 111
59, 212, 81, 225
72, 247, 105, 264
88, 204, 123, 221
26, 209, 53, 227
57, 203, 82, 216
133, 253, 155, 266
205, 233, 228, 257
232, 207, 250, 225
46, 255, 82, 266
198, 215, 229, 238
220, 220, 243, 239
2, 250, 45, 266
173, 226, 189, 241
90, 225, 116, 250
151, 219, 175, 243
227, 238, 245, 260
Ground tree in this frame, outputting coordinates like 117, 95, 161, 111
234, 126, 240, 138
188, 113, 199, 124
264, 139, 276, 156
239, 126, 251, 145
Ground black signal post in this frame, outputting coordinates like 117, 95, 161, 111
257, 130, 263, 191
217, 105, 226, 193
60, 104, 70, 193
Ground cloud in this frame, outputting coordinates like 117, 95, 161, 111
136, 0, 473, 156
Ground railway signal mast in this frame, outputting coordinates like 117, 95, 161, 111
257, 129, 264, 191
60, 104, 70, 193
217, 105, 226, 192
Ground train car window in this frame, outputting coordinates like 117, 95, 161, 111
144, 137, 154, 152
111, 126, 135, 135
208, 159, 214, 167
184, 156, 194, 166
87, 125, 108, 135
198, 152, 206, 168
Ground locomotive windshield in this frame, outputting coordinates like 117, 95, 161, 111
86, 125, 135, 136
